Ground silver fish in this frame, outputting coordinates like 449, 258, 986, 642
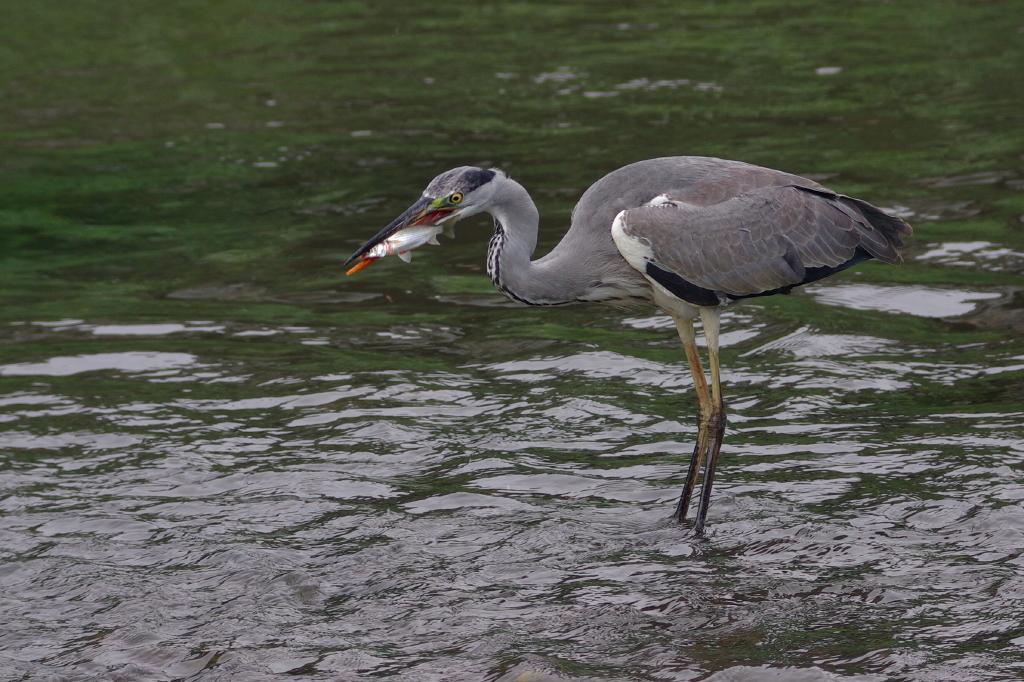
364, 225, 444, 263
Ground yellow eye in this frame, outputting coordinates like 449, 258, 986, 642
450, 192, 464, 204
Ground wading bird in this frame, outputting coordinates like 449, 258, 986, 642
345, 157, 912, 534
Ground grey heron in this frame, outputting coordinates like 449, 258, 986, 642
345, 157, 912, 534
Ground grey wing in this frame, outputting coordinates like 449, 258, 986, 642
614, 184, 912, 301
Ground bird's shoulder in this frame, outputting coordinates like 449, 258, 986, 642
573, 156, 826, 221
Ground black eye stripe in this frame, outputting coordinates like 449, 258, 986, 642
423, 167, 496, 202
456, 167, 495, 193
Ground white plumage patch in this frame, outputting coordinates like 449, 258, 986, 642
610, 210, 654, 274
611, 210, 702, 320
642, 194, 683, 208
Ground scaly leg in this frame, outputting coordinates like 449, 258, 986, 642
692, 307, 727, 535
671, 316, 713, 523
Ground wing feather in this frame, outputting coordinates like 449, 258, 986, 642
618, 184, 910, 298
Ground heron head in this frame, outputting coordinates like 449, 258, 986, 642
344, 166, 502, 273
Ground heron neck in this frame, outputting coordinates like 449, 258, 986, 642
485, 178, 589, 306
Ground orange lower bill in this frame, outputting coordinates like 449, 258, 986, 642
345, 257, 378, 275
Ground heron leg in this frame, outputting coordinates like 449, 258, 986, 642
692, 307, 727, 535
671, 316, 712, 523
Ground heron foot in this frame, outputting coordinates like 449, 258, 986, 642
692, 410, 726, 534
673, 408, 726, 534
672, 409, 708, 523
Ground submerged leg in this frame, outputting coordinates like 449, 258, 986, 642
671, 316, 712, 523
692, 307, 727, 535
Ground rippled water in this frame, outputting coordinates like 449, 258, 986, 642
5, 301, 1024, 681
3, 2, 1024, 681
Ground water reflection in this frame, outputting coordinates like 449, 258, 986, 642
806, 283, 1002, 317
917, 242, 1024, 272
0, 351, 197, 376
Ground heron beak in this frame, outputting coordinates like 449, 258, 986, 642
344, 196, 456, 274
345, 257, 378, 275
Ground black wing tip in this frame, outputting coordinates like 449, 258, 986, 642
791, 184, 913, 245
854, 199, 914, 238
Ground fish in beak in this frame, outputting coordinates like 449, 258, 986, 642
344, 197, 458, 275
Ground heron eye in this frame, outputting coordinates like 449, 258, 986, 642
450, 192, 464, 204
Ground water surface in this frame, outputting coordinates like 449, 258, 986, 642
2, 2, 1024, 680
